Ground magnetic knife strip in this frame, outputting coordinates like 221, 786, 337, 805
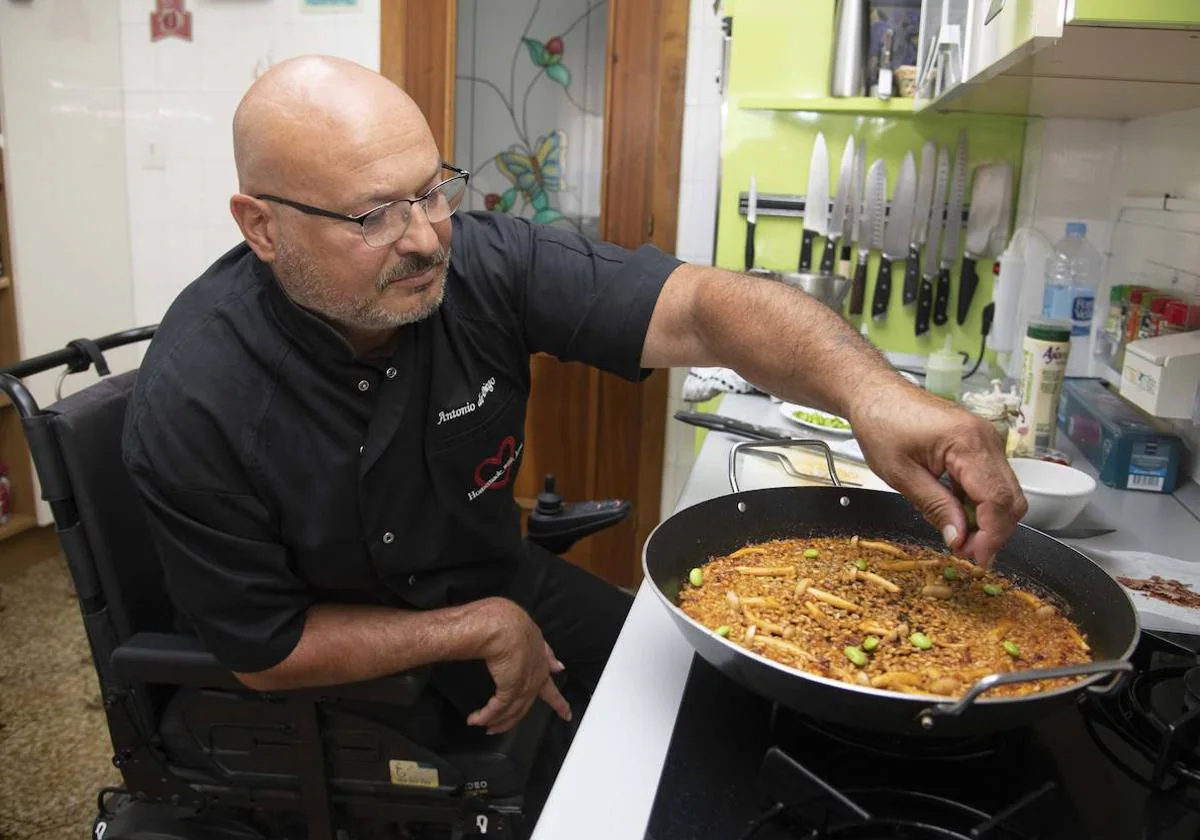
737, 192, 971, 223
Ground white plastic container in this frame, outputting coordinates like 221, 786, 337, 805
925, 336, 963, 402
1042, 222, 1102, 377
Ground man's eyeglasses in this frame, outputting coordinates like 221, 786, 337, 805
255, 162, 470, 248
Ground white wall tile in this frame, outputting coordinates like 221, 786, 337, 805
680, 106, 721, 183
677, 180, 718, 263
121, 23, 158, 92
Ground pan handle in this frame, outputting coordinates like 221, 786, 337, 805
917, 659, 1133, 730
728, 439, 844, 493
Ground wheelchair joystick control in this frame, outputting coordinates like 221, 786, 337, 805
526, 473, 632, 555
535, 474, 563, 516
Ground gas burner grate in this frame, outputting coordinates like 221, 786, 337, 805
735, 746, 1051, 840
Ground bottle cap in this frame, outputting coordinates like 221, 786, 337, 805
1026, 317, 1071, 342
1066, 222, 1087, 236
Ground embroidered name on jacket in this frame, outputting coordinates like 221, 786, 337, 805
438, 376, 497, 425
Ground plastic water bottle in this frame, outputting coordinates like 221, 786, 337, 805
1041, 222, 1102, 377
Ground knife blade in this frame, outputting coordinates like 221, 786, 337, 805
935, 130, 969, 326
799, 133, 829, 273
820, 136, 855, 275
842, 138, 865, 278
872, 151, 916, 320
916, 144, 950, 336
744, 175, 758, 272
905, 141, 937, 306
957, 162, 1012, 325
1041, 527, 1116, 540
672, 411, 867, 468
852, 160, 887, 316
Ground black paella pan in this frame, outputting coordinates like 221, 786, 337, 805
643, 440, 1139, 738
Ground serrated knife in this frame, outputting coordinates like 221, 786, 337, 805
915, 144, 950, 336
935, 130, 969, 326
820, 135, 856, 275
853, 160, 887, 316
871, 151, 916, 320
905, 141, 937, 306
799, 133, 829, 273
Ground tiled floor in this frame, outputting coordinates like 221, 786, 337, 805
0, 554, 118, 840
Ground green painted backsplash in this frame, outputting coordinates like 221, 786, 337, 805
716, 0, 1026, 361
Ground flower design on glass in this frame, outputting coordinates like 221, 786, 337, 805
521, 36, 572, 88
495, 130, 567, 225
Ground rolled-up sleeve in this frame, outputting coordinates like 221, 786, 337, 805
456, 212, 682, 381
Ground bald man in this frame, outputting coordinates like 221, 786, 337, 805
123, 57, 1025, 739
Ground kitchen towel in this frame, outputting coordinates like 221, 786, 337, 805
682, 367, 763, 402
1083, 549, 1200, 634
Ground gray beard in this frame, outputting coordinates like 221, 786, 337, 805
274, 241, 448, 331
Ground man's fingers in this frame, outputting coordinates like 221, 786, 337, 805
544, 641, 565, 673
539, 677, 573, 722
467, 692, 509, 729
893, 463, 967, 551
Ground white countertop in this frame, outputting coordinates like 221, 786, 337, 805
530, 391, 1200, 840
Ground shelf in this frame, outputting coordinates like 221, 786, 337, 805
0, 513, 37, 543
737, 96, 918, 116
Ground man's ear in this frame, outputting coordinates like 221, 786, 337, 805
230, 194, 278, 262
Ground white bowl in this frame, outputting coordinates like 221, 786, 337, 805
1007, 457, 1097, 530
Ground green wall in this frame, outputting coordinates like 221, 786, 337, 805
1070, 0, 1200, 27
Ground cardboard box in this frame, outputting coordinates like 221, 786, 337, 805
1056, 378, 1183, 494
1120, 331, 1200, 420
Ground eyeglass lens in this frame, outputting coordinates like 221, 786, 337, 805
362, 175, 468, 247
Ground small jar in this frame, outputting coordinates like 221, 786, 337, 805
961, 380, 1019, 440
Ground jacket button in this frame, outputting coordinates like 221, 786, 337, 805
358, 379, 370, 392
382, 532, 395, 544
408, 574, 417, 586
386, 367, 398, 379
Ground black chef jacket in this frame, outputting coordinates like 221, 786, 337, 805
123, 211, 680, 673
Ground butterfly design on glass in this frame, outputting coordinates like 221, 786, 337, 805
487, 130, 567, 225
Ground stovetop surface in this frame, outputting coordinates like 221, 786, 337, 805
646, 633, 1200, 840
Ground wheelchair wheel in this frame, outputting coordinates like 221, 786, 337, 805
91, 788, 277, 840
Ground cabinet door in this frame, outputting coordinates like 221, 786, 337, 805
967, 0, 1065, 83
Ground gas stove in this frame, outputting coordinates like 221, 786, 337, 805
645, 631, 1200, 840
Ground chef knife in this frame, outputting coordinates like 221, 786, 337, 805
744, 175, 758, 272
905, 141, 937, 306
871, 151, 916, 320
852, 160, 887, 316
820, 135, 855, 275
799, 133, 829, 273
915, 144, 950, 336
935, 130, 969, 327
673, 411, 867, 468
957, 162, 1012, 325
840, 138, 865, 278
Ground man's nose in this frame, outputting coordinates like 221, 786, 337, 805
394, 205, 440, 258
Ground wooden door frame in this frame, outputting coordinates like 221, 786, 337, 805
381, 0, 689, 585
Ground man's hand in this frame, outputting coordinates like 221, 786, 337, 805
467, 598, 572, 735
849, 381, 1027, 568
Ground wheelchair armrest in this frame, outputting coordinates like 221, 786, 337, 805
110, 632, 430, 705
111, 632, 243, 690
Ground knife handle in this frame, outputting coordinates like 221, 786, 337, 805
744, 221, 756, 273
902, 244, 921, 305
819, 235, 837, 275
915, 276, 934, 336
799, 229, 817, 273
933, 266, 951, 326
871, 254, 892, 320
957, 257, 979, 326
849, 254, 868, 315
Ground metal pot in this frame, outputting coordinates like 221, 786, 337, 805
643, 439, 1138, 738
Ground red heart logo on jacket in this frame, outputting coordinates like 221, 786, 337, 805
473, 436, 517, 490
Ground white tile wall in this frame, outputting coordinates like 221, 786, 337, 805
119, 0, 381, 325
661, 0, 726, 519
1020, 107, 1200, 484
